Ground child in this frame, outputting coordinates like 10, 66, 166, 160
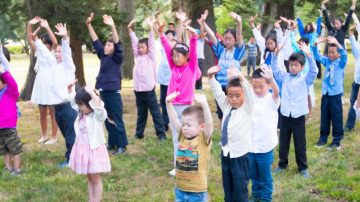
158, 13, 201, 176
313, 37, 347, 150
354, 90, 360, 119
272, 42, 318, 178
208, 66, 254, 202
249, 67, 280, 202
195, 17, 206, 90
202, 10, 246, 120
344, 25, 360, 131
0, 45, 22, 176
27, 16, 59, 144
127, 17, 166, 140
86, 13, 128, 155
166, 92, 213, 201
69, 87, 111, 202
246, 37, 257, 77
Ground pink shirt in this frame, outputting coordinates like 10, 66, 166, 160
131, 31, 157, 92
160, 34, 201, 105
0, 72, 19, 128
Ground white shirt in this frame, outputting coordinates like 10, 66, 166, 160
354, 101, 360, 120
251, 93, 280, 153
196, 39, 205, 59
208, 77, 254, 158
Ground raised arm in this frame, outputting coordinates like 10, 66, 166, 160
194, 94, 213, 142
27, 17, 41, 51
166, 92, 182, 133
207, 66, 228, 111
54, 23, 75, 72
201, 10, 218, 46
342, 1, 355, 32
322, 1, 333, 31
299, 42, 318, 85
128, 19, 139, 57
328, 36, 347, 68
312, 37, 328, 65
145, 17, 157, 59
349, 27, 360, 59
296, 17, 305, 37
103, 15, 119, 43
252, 27, 265, 53
229, 12, 243, 46
85, 87, 107, 122
86, 13, 99, 41
261, 66, 279, 101
270, 51, 286, 83
316, 13, 323, 36
0, 45, 10, 72
0, 66, 19, 99
40, 19, 58, 49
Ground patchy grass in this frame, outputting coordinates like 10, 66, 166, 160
0, 53, 359, 201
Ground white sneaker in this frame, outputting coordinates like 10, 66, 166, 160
45, 138, 58, 145
169, 169, 176, 176
38, 136, 48, 143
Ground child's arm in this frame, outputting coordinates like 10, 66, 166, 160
207, 66, 228, 112
291, 31, 300, 53
27, 17, 41, 51
251, 25, 265, 53
159, 24, 175, 68
0, 66, 19, 99
84, 87, 107, 122
312, 37, 328, 65
299, 42, 319, 85
185, 25, 199, 73
166, 92, 182, 133
175, 10, 187, 43
128, 19, 139, 57
201, 10, 218, 46
103, 15, 123, 64
328, 36, 347, 68
146, 17, 156, 60
194, 94, 213, 142
342, 0, 356, 32
39, 18, 58, 49
197, 17, 206, 39
296, 17, 305, 37
86, 12, 99, 41
54, 23, 75, 73
0, 45, 10, 72
321, 0, 333, 31
349, 27, 360, 59
229, 12, 243, 47
270, 50, 285, 83
260, 66, 279, 101
316, 14, 323, 36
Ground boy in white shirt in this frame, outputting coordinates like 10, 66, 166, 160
249, 67, 280, 202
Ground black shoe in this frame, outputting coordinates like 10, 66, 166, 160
315, 141, 326, 147
159, 136, 167, 141
344, 126, 353, 132
112, 147, 126, 155
165, 124, 169, 132
107, 145, 115, 152
134, 134, 144, 139
327, 143, 341, 151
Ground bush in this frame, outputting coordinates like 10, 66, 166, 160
7, 45, 24, 54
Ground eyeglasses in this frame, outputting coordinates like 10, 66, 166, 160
175, 43, 189, 52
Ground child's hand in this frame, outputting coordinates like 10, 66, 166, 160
299, 41, 311, 56
194, 93, 208, 106
316, 37, 326, 44
260, 65, 274, 82
86, 12, 94, 25
145, 16, 155, 28
54, 23, 68, 37
32, 27, 41, 39
249, 14, 257, 28
28, 16, 41, 25
327, 36, 340, 47
103, 15, 115, 27
274, 20, 282, 29
67, 79, 78, 94
229, 12, 241, 23
227, 67, 242, 80
207, 66, 221, 78
184, 24, 197, 36
84, 86, 95, 96
176, 10, 187, 22
352, 0, 357, 10
157, 22, 166, 34
40, 19, 50, 28
166, 91, 180, 103
127, 19, 136, 30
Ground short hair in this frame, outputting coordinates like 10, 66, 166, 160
75, 88, 92, 111
251, 68, 264, 79
172, 42, 189, 56
182, 105, 204, 123
165, 30, 176, 37
138, 38, 148, 47
328, 43, 338, 48
227, 77, 243, 90
304, 22, 315, 34
288, 53, 306, 66
299, 37, 309, 45
2, 47, 10, 62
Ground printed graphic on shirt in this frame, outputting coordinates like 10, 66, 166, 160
176, 144, 199, 172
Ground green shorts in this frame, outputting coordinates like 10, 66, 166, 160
0, 128, 23, 155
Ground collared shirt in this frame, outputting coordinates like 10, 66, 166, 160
312, 46, 347, 96
349, 35, 360, 84
271, 54, 318, 118
247, 42, 257, 57
208, 77, 254, 158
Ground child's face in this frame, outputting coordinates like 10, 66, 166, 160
104, 42, 115, 55
223, 32, 236, 49
172, 50, 188, 66
227, 86, 244, 108
266, 38, 276, 51
181, 114, 204, 139
333, 19, 342, 30
138, 43, 148, 55
289, 60, 304, 75
77, 103, 92, 115
166, 33, 175, 41
251, 78, 270, 97
55, 45, 62, 63
328, 46, 340, 61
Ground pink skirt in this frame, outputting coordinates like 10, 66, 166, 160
69, 143, 111, 174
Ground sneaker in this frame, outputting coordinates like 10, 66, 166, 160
327, 143, 341, 151
344, 126, 353, 132
10, 169, 21, 176
112, 147, 126, 155
159, 136, 167, 141
134, 134, 144, 140
273, 167, 285, 174
44, 138, 58, 145
169, 169, 176, 176
315, 141, 327, 147
57, 161, 69, 169
38, 136, 49, 143
300, 169, 310, 179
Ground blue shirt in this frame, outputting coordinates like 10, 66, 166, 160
157, 48, 171, 85
312, 46, 347, 96
271, 54, 318, 118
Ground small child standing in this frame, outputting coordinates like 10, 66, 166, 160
249, 67, 280, 202
166, 92, 213, 201
0, 45, 22, 176
128, 17, 166, 140
208, 66, 254, 202
69, 87, 111, 202
246, 37, 258, 77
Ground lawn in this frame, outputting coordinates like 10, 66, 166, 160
0, 52, 359, 202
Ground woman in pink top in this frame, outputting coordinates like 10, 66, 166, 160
158, 10, 201, 176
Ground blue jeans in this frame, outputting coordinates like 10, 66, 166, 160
100, 91, 128, 148
175, 187, 208, 202
345, 82, 360, 129
248, 151, 274, 202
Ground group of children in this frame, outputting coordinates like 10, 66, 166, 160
1, 0, 360, 201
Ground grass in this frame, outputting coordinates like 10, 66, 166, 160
1, 53, 360, 201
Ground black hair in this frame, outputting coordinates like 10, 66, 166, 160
165, 30, 176, 37
2, 47, 10, 62
138, 38, 148, 47
0, 76, 4, 84
75, 88, 93, 112
172, 42, 189, 56
299, 37, 309, 45
304, 23, 315, 34
223, 28, 236, 39
288, 53, 306, 66
263, 34, 277, 60
334, 17, 343, 24
251, 68, 265, 80
182, 105, 204, 123
226, 77, 243, 91
41, 33, 53, 48
328, 43, 339, 49
168, 22, 175, 27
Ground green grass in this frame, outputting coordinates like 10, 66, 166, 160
1, 53, 360, 201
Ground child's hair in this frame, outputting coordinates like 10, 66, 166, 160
2, 47, 10, 62
165, 30, 176, 37
263, 34, 277, 60
138, 38, 149, 47
304, 23, 314, 34
75, 88, 93, 111
223, 28, 236, 39
168, 22, 175, 27
182, 105, 204, 123
328, 43, 338, 48
333, 17, 343, 24
251, 68, 268, 81
227, 77, 243, 90
41, 33, 53, 48
172, 42, 189, 56
288, 53, 306, 66
299, 37, 309, 45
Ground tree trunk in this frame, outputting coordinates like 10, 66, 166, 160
19, 52, 36, 100
118, 0, 135, 79
70, 34, 86, 86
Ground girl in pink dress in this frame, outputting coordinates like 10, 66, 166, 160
69, 87, 111, 202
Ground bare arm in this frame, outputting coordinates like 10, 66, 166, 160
194, 94, 213, 142
27, 17, 41, 51
40, 19, 58, 49
165, 92, 182, 133
201, 10, 218, 46
103, 15, 119, 43
229, 12, 243, 46
86, 13, 99, 41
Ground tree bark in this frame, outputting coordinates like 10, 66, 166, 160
19, 52, 36, 100
70, 34, 86, 86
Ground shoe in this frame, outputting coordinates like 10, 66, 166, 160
107, 145, 115, 152
315, 141, 327, 147
134, 134, 144, 140
273, 167, 285, 174
159, 136, 167, 141
165, 124, 169, 132
57, 161, 69, 169
169, 169, 176, 176
327, 143, 341, 151
44, 138, 58, 145
344, 126, 353, 132
10, 169, 21, 176
38, 136, 49, 143
300, 169, 310, 179
112, 147, 126, 155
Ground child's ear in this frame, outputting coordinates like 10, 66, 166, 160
199, 122, 205, 130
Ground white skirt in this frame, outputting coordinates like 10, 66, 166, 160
30, 68, 57, 105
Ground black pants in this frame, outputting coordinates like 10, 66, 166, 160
159, 84, 169, 127
134, 89, 166, 138
54, 102, 77, 161
215, 85, 227, 119
278, 114, 308, 172
316, 60, 322, 79
221, 152, 249, 202
195, 58, 205, 90
345, 82, 360, 130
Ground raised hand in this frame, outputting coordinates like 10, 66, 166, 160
103, 15, 114, 26
202, 10, 209, 21
54, 23, 68, 37
145, 16, 156, 28
207, 66, 221, 78
86, 12, 94, 25
29, 16, 41, 25
316, 37, 326, 44
84, 86, 95, 96
67, 79, 78, 93
259, 65, 274, 82
322, 0, 329, 9
32, 27, 41, 39
352, 0, 357, 9
184, 24, 197, 35
194, 93, 208, 105
229, 12, 241, 22
327, 36, 341, 47
274, 20, 282, 29
157, 21, 166, 34
227, 67, 242, 80
176, 9, 187, 22
40, 19, 50, 28
166, 91, 180, 103
249, 14, 257, 28
299, 41, 311, 56
127, 19, 136, 30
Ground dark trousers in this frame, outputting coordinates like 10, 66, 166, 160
134, 89, 166, 138
316, 60, 322, 79
284, 60, 289, 73
215, 85, 227, 119
221, 152, 249, 202
54, 102, 77, 161
100, 91, 128, 149
345, 82, 360, 129
319, 94, 343, 145
195, 58, 205, 90
278, 114, 308, 172
247, 56, 256, 76
160, 84, 169, 127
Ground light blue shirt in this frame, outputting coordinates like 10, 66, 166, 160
157, 48, 171, 86
271, 54, 318, 118
312, 46, 347, 96
349, 35, 360, 84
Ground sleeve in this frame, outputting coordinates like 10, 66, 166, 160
352, 14, 360, 40
112, 42, 123, 64
350, 35, 360, 59
323, 9, 333, 32
311, 46, 328, 65
275, 28, 284, 45
92, 39, 104, 59
61, 38, 76, 73
297, 18, 305, 37
160, 33, 175, 68
270, 54, 285, 83
129, 31, 139, 57
291, 32, 300, 53
0, 47, 10, 72
338, 48, 347, 69
1, 72, 19, 99
241, 79, 254, 115
342, 9, 354, 32
252, 28, 265, 53
208, 77, 229, 112
89, 99, 107, 122
69, 91, 78, 111
316, 16, 322, 36
211, 39, 224, 58
188, 34, 198, 72
305, 56, 319, 86
234, 44, 246, 61
147, 31, 156, 60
